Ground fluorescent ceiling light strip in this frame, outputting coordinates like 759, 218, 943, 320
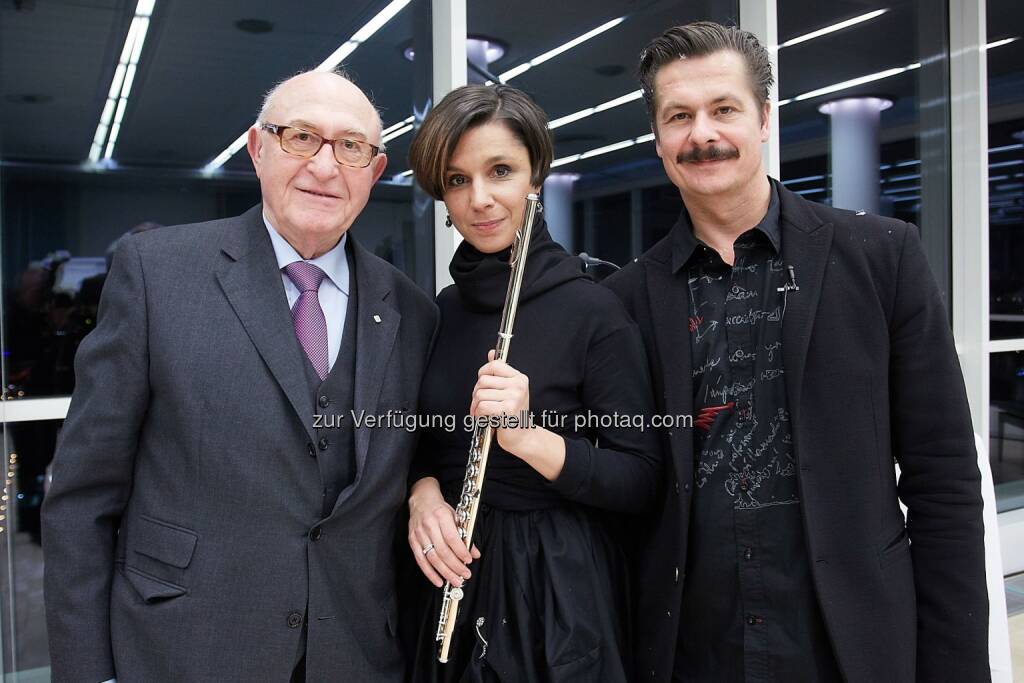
551, 131, 654, 168
496, 16, 626, 83
381, 123, 414, 143
382, 115, 415, 137
779, 62, 920, 107
780, 9, 888, 48
204, 1, 411, 173
548, 89, 642, 130
203, 129, 252, 174
129, 17, 150, 64
795, 188, 825, 195
985, 37, 1019, 50
990, 159, 1024, 169
386, 20, 633, 146
990, 143, 1023, 153
396, 169, 413, 178
89, 2, 155, 163
782, 174, 826, 185
886, 173, 920, 183
316, 0, 411, 72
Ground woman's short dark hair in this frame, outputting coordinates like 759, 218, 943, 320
408, 84, 553, 200
638, 21, 774, 126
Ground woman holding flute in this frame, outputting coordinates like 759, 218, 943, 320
405, 84, 660, 682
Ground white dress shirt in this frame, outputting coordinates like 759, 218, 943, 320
264, 214, 350, 371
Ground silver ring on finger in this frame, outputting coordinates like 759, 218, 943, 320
422, 543, 435, 556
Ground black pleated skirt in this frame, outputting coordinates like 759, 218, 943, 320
408, 504, 631, 683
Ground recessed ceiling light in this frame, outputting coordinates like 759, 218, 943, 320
4, 93, 52, 104
594, 64, 625, 77
235, 19, 274, 34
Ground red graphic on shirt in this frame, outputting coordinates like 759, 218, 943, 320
695, 402, 735, 432
688, 316, 704, 332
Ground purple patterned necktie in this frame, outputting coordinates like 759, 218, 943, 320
283, 261, 329, 380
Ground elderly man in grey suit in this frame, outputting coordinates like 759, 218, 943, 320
41, 70, 438, 682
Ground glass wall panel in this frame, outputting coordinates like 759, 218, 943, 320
778, 1, 952, 307
991, 350, 1024, 512
0, 0, 431, 675
987, 0, 1024, 514
465, 0, 739, 271
987, 0, 1024, 342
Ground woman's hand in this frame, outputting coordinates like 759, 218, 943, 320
407, 477, 480, 588
471, 351, 567, 480
471, 350, 532, 452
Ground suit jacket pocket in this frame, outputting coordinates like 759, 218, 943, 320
878, 526, 911, 569
123, 565, 188, 603
133, 514, 198, 569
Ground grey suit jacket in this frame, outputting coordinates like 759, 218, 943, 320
42, 205, 438, 682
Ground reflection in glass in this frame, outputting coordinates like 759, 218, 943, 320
778, 1, 951, 306
991, 351, 1024, 512
987, 0, 1024, 341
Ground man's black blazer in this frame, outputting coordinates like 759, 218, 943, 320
604, 179, 989, 683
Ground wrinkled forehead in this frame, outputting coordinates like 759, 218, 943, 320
264, 75, 381, 141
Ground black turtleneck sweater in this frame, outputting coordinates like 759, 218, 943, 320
412, 222, 661, 513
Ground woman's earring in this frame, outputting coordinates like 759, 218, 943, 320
445, 214, 453, 228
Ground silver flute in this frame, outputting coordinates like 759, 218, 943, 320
435, 193, 543, 663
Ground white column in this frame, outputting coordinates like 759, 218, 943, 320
739, 0, 779, 179
949, 0, 990, 460
819, 97, 890, 214
432, 0, 466, 293
542, 173, 576, 250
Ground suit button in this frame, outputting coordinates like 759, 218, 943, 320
318, 438, 329, 451
309, 526, 323, 541
674, 566, 680, 583
674, 481, 680, 494
307, 443, 315, 458
683, 483, 691, 492
318, 395, 330, 408
287, 612, 303, 628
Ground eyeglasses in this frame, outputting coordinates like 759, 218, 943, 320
259, 123, 383, 169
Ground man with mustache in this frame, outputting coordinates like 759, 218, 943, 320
42, 70, 438, 682
605, 22, 989, 683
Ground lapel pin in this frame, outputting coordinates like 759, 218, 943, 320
373, 314, 382, 324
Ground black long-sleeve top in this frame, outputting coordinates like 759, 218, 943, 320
412, 223, 661, 513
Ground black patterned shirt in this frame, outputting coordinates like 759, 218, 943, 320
671, 185, 840, 682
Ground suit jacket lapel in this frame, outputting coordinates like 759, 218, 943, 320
777, 183, 833, 425
216, 206, 317, 446
350, 238, 400, 480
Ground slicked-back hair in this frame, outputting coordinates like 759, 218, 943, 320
408, 84, 553, 201
638, 21, 774, 126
